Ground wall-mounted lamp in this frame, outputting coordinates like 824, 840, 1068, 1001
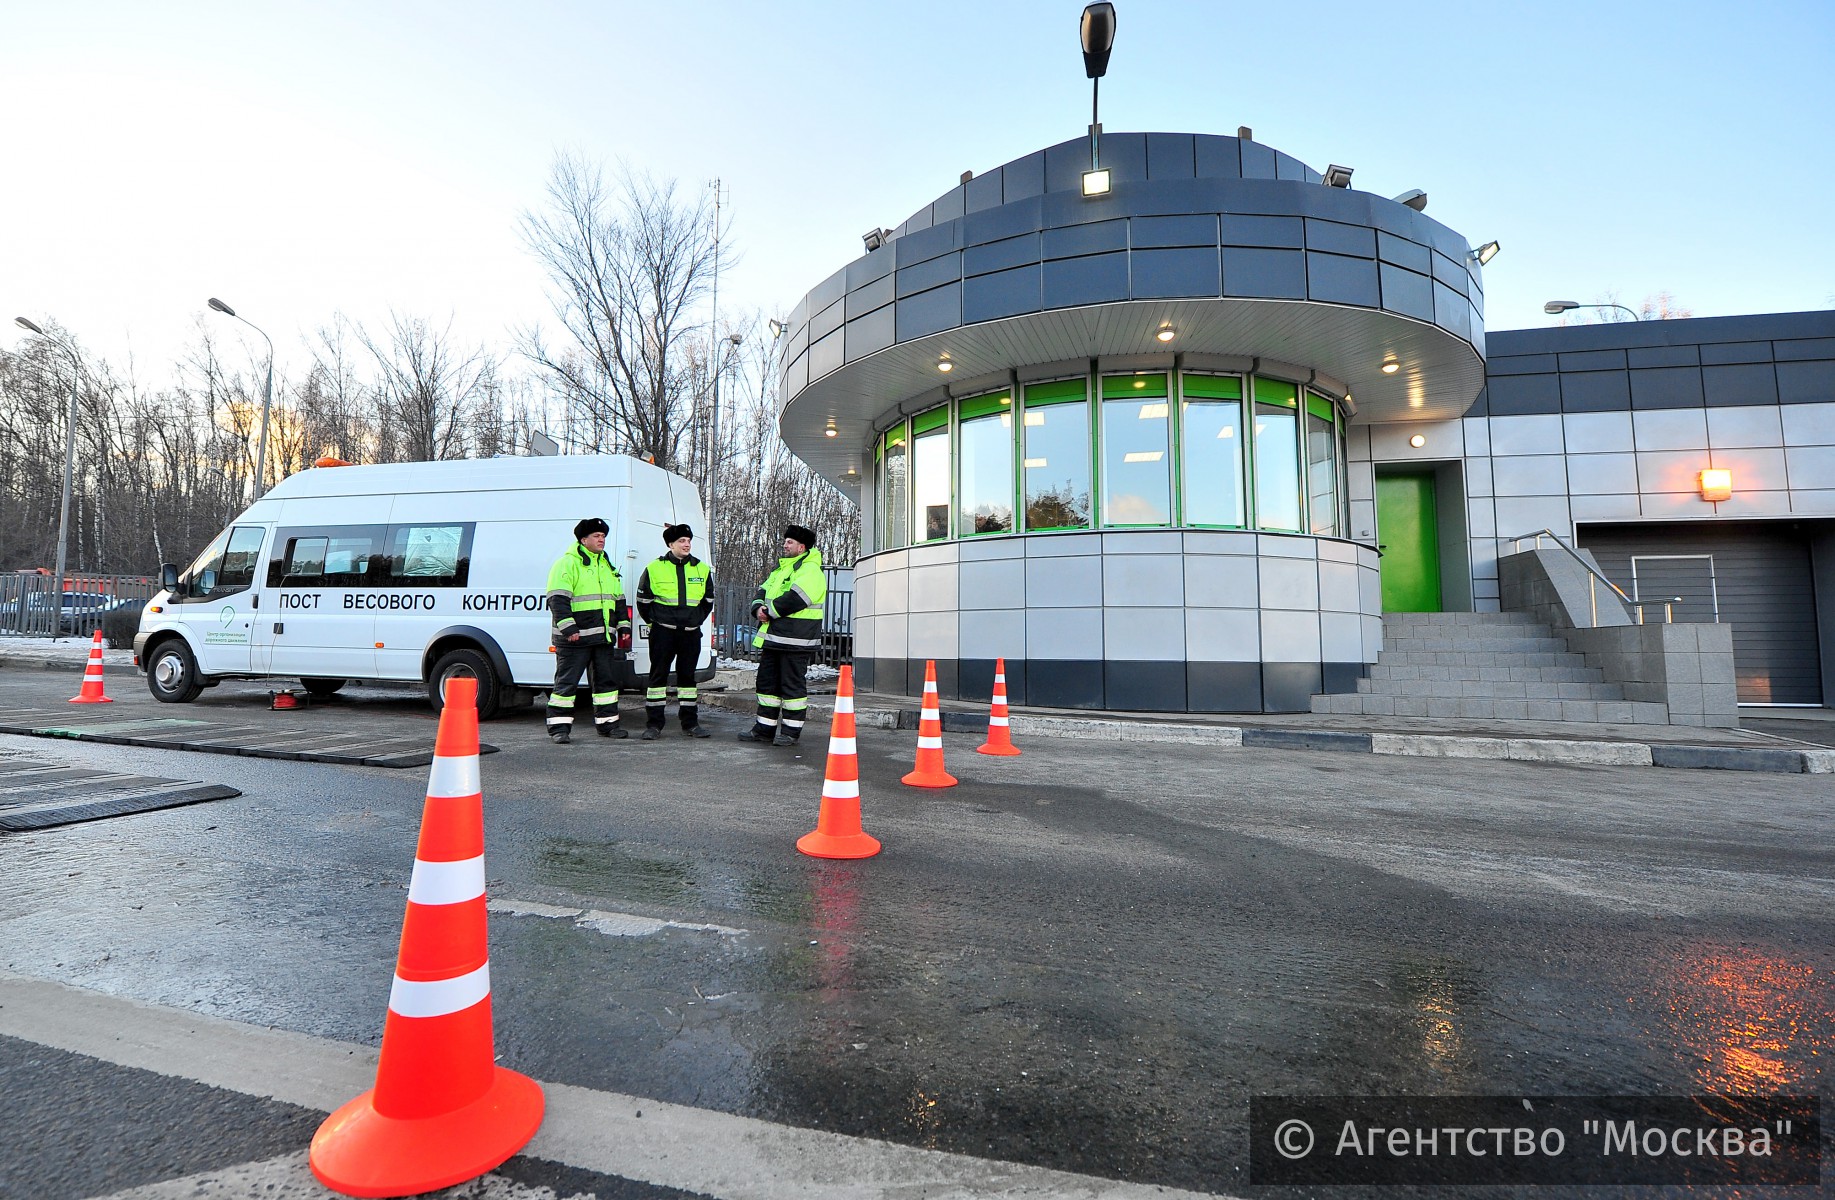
1393, 189, 1427, 212
862, 227, 893, 252
1155, 323, 1175, 343
1081, 168, 1111, 196
767, 318, 788, 339
1698, 468, 1733, 502
1323, 164, 1354, 188
1472, 240, 1501, 265
1409, 434, 1427, 448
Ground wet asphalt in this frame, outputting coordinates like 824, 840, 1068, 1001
0, 670, 1830, 1198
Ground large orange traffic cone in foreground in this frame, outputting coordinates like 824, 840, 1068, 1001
309, 677, 543, 1198
798, 666, 881, 859
69, 629, 112, 704
976, 657, 1021, 756
901, 660, 958, 788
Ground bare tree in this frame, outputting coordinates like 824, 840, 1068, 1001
359, 313, 496, 462
519, 155, 717, 470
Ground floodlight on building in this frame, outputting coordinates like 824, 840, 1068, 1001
1473, 240, 1501, 265
1393, 189, 1427, 211
767, 318, 788, 339
1082, 168, 1112, 196
862, 228, 892, 252
1409, 434, 1427, 448
1698, 468, 1733, 502
1323, 164, 1354, 188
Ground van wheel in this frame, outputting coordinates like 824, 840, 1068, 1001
428, 647, 501, 719
301, 677, 346, 698
147, 641, 204, 704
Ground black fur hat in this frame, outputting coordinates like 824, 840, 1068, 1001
783, 523, 816, 548
573, 517, 610, 540
662, 523, 693, 544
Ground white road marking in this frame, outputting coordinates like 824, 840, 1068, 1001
489, 898, 748, 938
0, 973, 1230, 1199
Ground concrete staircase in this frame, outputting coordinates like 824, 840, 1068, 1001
1311, 611, 1672, 723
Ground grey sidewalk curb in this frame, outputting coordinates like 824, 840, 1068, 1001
0, 651, 138, 677
699, 691, 1834, 775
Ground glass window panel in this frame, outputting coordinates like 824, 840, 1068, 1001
912, 426, 951, 541
958, 409, 1014, 535
1306, 400, 1339, 536
1022, 391, 1091, 530
1101, 386, 1171, 526
213, 526, 268, 595
1252, 379, 1302, 532
880, 431, 908, 550
1182, 394, 1246, 527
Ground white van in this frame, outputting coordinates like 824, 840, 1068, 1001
134, 455, 713, 718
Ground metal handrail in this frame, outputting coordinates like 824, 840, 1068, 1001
1499, 529, 1678, 626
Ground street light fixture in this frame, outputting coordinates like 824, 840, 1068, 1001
1544, 299, 1641, 322
1079, 3, 1117, 197
706, 332, 744, 570
14, 316, 83, 633
206, 297, 276, 497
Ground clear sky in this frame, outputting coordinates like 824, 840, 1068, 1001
5, 1, 1831, 389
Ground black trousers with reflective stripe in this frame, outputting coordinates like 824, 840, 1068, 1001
753, 648, 811, 740
645, 624, 702, 730
549, 641, 621, 728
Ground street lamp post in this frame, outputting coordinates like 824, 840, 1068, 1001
1544, 299, 1641, 322
206, 298, 276, 497
14, 317, 83, 635
706, 332, 744, 568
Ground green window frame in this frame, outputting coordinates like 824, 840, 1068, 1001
1304, 391, 1342, 537
1251, 378, 1303, 533
956, 391, 1015, 536
1179, 373, 1247, 529
911, 405, 952, 542
1021, 378, 1093, 532
1099, 372, 1172, 527
879, 424, 908, 552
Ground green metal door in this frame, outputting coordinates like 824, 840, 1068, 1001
1376, 473, 1442, 612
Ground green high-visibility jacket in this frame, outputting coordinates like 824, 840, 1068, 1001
545, 543, 630, 647
636, 553, 713, 630
753, 547, 825, 651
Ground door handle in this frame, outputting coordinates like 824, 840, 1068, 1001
274, 622, 285, 635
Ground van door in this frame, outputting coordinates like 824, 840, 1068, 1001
266, 525, 382, 681
171, 524, 268, 675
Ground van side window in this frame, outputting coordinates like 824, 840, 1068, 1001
382, 524, 473, 587
203, 526, 266, 599
267, 526, 385, 588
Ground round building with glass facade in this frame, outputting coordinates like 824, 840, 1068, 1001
775, 131, 1491, 711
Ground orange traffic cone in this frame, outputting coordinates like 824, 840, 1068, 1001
69, 629, 112, 704
901, 660, 957, 788
309, 677, 543, 1198
798, 666, 881, 859
976, 657, 1021, 756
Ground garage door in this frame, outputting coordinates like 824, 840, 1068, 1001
1578, 522, 1822, 705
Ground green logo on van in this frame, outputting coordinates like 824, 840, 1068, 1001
220, 606, 236, 627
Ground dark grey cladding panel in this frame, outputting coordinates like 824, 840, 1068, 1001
1701, 341, 1774, 365
1777, 359, 1835, 403
1430, 251, 1468, 296
846, 305, 895, 360
1433, 281, 1471, 340
1559, 369, 1631, 412
1043, 251, 1130, 307
1629, 366, 1706, 409
1628, 345, 1699, 368
1558, 349, 1626, 371
1485, 373, 1562, 415
1131, 247, 1220, 299
965, 169, 1004, 214
1306, 252, 1380, 308
810, 267, 848, 315
787, 296, 810, 330
785, 349, 808, 397
1100, 133, 1149, 181
964, 232, 1041, 276
1225, 178, 1307, 216
1489, 311, 1835, 358
1274, 151, 1310, 181
1044, 139, 1091, 194
809, 297, 846, 343
846, 243, 895, 290
809, 328, 844, 380
1775, 337, 1835, 360
1240, 139, 1277, 179
963, 195, 1043, 246
1702, 363, 1779, 406
1126, 177, 1231, 217
1131, 214, 1218, 248
1222, 214, 1304, 248
1305, 219, 1376, 258
1467, 386, 1490, 416
1043, 218, 1128, 259
932, 185, 965, 225
896, 205, 933, 238
1424, 222, 1470, 262
1378, 263, 1435, 322
895, 283, 961, 342
963, 263, 1042, 323
845, 272, 895, 321
1106, 660, 1186, 711
1486, 353, 1558, 376
895, 221, 961, 269
1002, 151, 1046, 202
895, 251, 961, 299
1187, 661, 1260, 713
1145, 133, 1196, 178
1039, 187, 1130, 230
1193, 135, 1242, 178
1222, 247, 1306, 299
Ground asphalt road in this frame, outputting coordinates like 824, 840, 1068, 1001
0, 672, 1829, 1198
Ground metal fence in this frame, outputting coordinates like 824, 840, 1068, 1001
710, 581, 854, 667
0, 573, 157, 642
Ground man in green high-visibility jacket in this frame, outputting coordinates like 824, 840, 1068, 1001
738, 523, 826, 746
544, 517, 632, 744
635, 522, 713, 739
